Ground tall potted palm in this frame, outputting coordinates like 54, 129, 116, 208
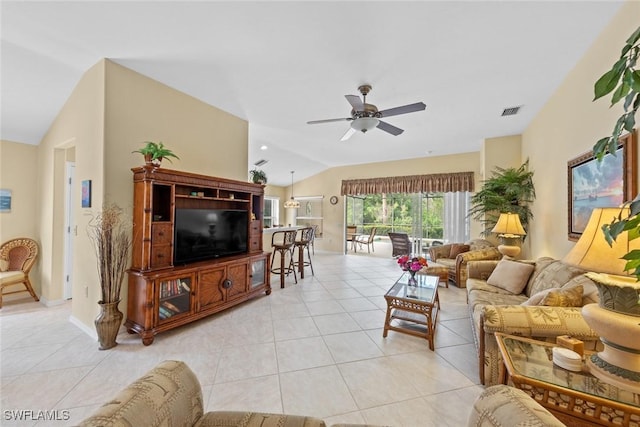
88, 204, 131, 350
468, 159, 536, 237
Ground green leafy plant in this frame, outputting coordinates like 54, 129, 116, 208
132, 141, 180, 163
592, 26, 640, 277
249, 169, 267, 184
468, 159, 536, 237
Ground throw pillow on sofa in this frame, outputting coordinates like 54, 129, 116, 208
540, 284, 583, 307
449, 244, 470, 258
487, 259, 535, 294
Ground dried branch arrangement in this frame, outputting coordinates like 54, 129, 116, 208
88, 204, 132, 304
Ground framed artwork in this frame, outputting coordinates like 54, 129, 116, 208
567, 131, 637, 241
82, 180, 92, 208
0, 189, 11, 213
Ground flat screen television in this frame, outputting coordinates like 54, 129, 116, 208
174, 208, 248, 264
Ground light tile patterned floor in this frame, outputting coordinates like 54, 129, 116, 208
0, 250, 483, 427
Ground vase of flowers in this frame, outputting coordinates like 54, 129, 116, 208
397, 255, 427, 285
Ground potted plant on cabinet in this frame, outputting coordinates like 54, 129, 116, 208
132, 141, 180, 167
87, 203, 132, 350
468, 159, 536, 237
249, 169, 267, 184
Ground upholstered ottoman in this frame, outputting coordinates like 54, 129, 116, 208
423, 262, 449, 287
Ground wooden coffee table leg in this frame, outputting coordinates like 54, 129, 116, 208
383, 303, 392, 338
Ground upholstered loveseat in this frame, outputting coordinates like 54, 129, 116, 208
428, 238, 501, 287
79, 360, 384, 427
466, 257, 601, 386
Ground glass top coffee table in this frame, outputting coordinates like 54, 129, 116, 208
382, 272, 440, 350
495, 332, 640, 426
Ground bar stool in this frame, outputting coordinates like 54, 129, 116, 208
293, 227, 315, 279
270, 230, 297, 288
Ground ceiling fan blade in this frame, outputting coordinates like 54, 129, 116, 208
307, 117, 352, 124
378, 102, 426, 118
340, 127, 357, 141
345, 94, 364, 111
376, 120, 404, 136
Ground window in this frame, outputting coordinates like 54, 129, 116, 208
346, 192, 468, 246
263, 197, 279, 228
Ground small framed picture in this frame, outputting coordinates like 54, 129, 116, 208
0, 189, 12, 213
82, 180, 92, 208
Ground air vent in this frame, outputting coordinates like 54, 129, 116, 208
501, 106, 521, 116
254, 159, 268, 167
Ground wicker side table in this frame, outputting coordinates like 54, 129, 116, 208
495, 332, 640, 427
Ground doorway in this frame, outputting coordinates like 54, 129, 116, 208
63, 161, 75, 299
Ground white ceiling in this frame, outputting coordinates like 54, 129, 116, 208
1, 1, 623, 186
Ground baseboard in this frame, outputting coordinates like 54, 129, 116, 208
69, 314, 98, 340
38, 295, 68, 307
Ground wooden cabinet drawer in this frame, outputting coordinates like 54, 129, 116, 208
152, 223, 172, 245
151, 245, 172, 268
249, 238, 260, 251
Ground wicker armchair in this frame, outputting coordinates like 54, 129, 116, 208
0, 238, 39, 308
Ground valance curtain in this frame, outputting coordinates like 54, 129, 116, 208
340, 172, 474, 196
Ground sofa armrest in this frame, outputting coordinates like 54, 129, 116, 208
79, 360, 204, 427
455, 248, 502, 286
481, 305, 598, 339
466, 260, 500, 281
201, 411, 327, 427
467, 385, 564, 427
477, 305, 600, 385
428, 244, 453, 262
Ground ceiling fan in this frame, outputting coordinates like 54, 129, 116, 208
307, 85, 426, 141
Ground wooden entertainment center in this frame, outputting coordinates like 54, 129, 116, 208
125, 166, 271, 345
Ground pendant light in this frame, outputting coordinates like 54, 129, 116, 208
284, 170, 300, 209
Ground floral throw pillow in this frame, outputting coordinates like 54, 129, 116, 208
540, 285, 583, 307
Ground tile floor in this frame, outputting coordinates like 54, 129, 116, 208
1, 250, 483, 427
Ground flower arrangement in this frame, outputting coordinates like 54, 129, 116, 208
397, 255, 428, 272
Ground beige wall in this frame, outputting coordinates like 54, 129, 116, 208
522, 0, 640, 261
0, 140, 38, 241
30, 59, 249, 331
37, 60, 105, 311
0, 140, 40, 300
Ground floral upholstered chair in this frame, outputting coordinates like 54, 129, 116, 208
428, 238, 501, 287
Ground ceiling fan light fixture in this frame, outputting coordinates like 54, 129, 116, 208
351, 117, 379, 133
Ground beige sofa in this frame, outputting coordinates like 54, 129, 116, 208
428, 238, 501, 287
79, 360, 384, 427
466, 257, 601, 386
467, 385, 564, 426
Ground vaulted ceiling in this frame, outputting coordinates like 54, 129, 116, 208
1, 1, 623, 185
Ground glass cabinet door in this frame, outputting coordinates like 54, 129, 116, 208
158, 276, 192, 322
250, 258, 265, 289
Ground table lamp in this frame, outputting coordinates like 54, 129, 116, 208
562, 207, 640, 392
491, 212, 526, 258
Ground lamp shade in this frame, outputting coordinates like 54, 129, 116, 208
491, 213, 526, 238
351, 117, 379, 133
563, 207, 640, 275
284, 198, 300, 209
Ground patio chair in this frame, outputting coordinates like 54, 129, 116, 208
354, 227, 377, 253
388, 232, 412, 257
